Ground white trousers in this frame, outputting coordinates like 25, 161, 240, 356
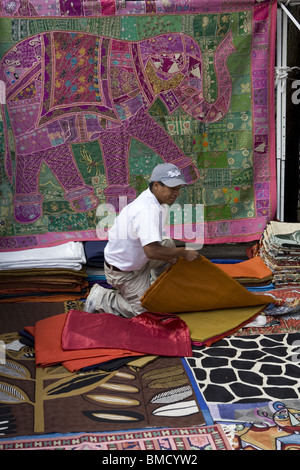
99, 238, 175, 318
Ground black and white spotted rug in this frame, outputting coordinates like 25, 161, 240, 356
187, 333, 300, 407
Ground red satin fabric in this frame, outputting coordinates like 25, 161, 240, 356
25, 313, 145, 372
61, 310, 192, 357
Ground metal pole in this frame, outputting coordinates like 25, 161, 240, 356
277, 2, 300, 221
279, 2, 300, 31
280, 5, 288, 221
278, 0, 300, 5
276, 7, 283, 220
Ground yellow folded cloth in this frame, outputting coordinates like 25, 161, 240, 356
177, 305, 265, 346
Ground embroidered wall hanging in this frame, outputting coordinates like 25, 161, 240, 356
0, 0, 277, 250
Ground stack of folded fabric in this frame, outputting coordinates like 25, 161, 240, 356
83, 241, 112, 289
0, 242, 88, 302
256, 221, 300, 316
214, 256, 274, 292
259, 221, 300, 288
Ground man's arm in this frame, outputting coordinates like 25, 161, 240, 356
143, 241, 199, 263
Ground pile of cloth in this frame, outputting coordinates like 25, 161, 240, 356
0, 242, 88, 302
22, 309, 192, 372
214, 256, 274, 293
83, 241, 112, 289
16, 255, 276, 373
259, 221, 300, 288
256, 221, 300, 316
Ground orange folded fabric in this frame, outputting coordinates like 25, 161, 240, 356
25, 313, 144, 372
215, 256, 272, 280
141, 256, 274, 313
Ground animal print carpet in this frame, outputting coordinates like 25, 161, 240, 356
186, 333, 300, 449
187, 333, 300, 407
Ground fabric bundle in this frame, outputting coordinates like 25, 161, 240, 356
24, 313, 145, 372
24, 310, 192, 372
83, 241, 112, 289
215, 256, 273, 290
259, 221, 300, 288
20, 253, 279, 372
83, 241, 107, 268
62, 310, 192, 357
0, 242, 86, 270
0, 268, 88, 294
0, 242, 88, 302
177, 306, 268, 347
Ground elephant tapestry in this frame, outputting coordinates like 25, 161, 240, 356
0, 0, 277, 251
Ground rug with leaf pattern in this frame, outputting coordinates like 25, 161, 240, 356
0, 302, 208, 438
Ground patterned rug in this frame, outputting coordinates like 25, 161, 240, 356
0, 300, 83, 335
218, 401, 300, 450
0, 300, 210, 439
1, 300, 300, 450
234, 314, 300, 336
0, 424, 232, 451
186, 334, 300, 450
0, 0, 277, 250
188, 334, 300, 406
0, 346, 209, 438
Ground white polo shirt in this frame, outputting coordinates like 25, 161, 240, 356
104, 188, 168, 271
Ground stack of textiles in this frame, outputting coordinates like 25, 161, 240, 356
0, 242, 88, 302
83, 241, 112, 289
259, 221, 300, 288
214, 256, 274, 293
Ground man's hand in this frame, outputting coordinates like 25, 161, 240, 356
144, 242, 199, 263
182, 249, 199, 262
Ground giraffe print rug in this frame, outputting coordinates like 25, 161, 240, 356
186, 333, 300, 450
